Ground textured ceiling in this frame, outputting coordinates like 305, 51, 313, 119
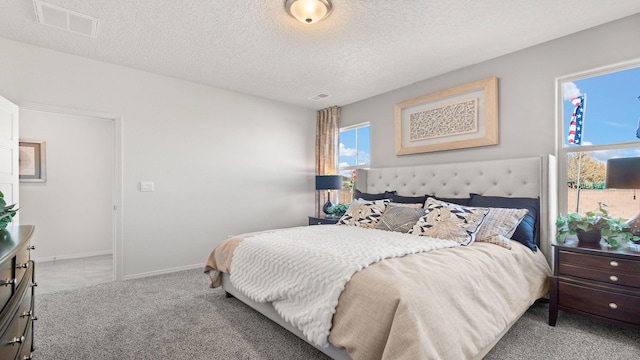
1, 1, 639, 110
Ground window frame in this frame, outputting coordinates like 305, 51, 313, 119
556, 59, 640, 216
338, 122, 371, 173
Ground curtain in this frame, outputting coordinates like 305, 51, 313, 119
315, 106, 340, 216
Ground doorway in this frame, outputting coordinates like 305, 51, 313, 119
19, 105, 122, 288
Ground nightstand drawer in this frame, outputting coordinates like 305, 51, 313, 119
559, 263, 640, 287
559, 250, 640, 273
559, 281, 640, 325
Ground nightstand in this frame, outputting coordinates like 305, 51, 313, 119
308, 216, 340, 225
549, 239, 640, 330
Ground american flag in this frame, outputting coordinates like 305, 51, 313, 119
567, 96, 584, 145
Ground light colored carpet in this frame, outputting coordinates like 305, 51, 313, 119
35, 269, 639, 359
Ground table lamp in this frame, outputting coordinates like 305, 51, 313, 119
315, 175, 342, 216
606, 157, 640, 235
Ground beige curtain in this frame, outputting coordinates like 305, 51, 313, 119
315, 106, 340, 216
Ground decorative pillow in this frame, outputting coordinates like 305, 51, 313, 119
410, 198, 488, 246
474, 208, 529, 249
375, 205, 425, 233
430, 196, 471, 206
337, 199, 389, 228
388, 194, 428, 206
469, 194, 539, 251
389, 202, 423, 209
353, 189, 396, 201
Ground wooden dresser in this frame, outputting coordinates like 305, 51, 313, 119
0, 225, 36, 360
549, 240, 640, 330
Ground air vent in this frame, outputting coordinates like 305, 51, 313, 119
34, 0, 99, 38
308, 93, 331, 101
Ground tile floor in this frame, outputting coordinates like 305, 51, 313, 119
35, 254, 113, 294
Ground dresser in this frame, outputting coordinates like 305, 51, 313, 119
308, 216, 340, 225
0, 225, 36, 360
549, 240, 640, 330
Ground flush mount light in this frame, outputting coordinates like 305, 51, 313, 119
285, 0, 333, 24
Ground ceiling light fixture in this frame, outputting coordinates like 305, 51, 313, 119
285, 0, 333, 24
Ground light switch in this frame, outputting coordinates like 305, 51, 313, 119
140, 181, 154, 192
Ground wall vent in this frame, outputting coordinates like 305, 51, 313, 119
308, 93, 331, 101
34, 0, 99, 38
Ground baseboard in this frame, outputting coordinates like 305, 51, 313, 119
122, 263, 203, 281
34, 249, 113, 263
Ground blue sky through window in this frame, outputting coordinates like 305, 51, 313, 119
562, 66, 640, 160
339, 125, 370, 168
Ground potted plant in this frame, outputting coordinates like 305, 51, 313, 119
0, 191, 18, 231
556, 203, 640, 248
326, 203, 349, 218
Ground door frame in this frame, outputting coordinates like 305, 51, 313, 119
20, 102, 123, 281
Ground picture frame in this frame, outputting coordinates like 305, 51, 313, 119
19, 140, 47, 182
394, 76, 499, 155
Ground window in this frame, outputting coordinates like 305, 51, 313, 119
338, 123, 370, 203
558, 62, 640, 220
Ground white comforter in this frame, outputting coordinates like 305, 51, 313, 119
229, 225, 460, 346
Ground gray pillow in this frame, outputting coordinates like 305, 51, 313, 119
375, 205, 425, 233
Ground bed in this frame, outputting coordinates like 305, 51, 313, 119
204, 155, 557, 360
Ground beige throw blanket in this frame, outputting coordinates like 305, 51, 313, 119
205, 228, 551, 360
229, 226, 459, 347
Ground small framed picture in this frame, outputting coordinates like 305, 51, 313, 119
19, 140, 47, 182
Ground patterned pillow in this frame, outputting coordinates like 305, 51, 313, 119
389, 202, 423, 209
409, 198, 488, 245
474, 208, 529, 249
375, 206, 426, 233
337, 199, 389, 228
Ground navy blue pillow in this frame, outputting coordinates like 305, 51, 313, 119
431, 196, 471, 207
353, 189, 396, 201
388, 194, 428, 205
468, 193, 539, 251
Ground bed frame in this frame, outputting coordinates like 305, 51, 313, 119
223, 154, 557, 359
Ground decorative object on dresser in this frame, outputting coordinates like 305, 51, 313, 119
549, 240, 640, 330
308, 216, 339, 226
0, 191, 18, 231
555, 203, 639, 248
315, 175, 342, 215
606, 157, 640, 236
0, 225, 36, 360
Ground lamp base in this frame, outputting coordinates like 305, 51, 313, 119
322, 200, 334, 215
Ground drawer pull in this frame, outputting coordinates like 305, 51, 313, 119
20, 310, 33, 318
9, 336, 25, 345
609, 302, 618, 310
609, 275, 619, 282
609, 261, 619, 267
16, 262, 29, 269
1, 278, 16, 286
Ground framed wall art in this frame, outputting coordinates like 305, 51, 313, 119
19, 140, 47, 182
394, 76, 499, 155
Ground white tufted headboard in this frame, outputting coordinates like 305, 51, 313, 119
356, 155, 557, 264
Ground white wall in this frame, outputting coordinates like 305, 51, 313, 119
20, 110, 113, 261
340, 14, 640, 169
0, 37, 316, 278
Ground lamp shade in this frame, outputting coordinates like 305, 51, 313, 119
606, 157, 640, 189
315, 175, 342, 190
